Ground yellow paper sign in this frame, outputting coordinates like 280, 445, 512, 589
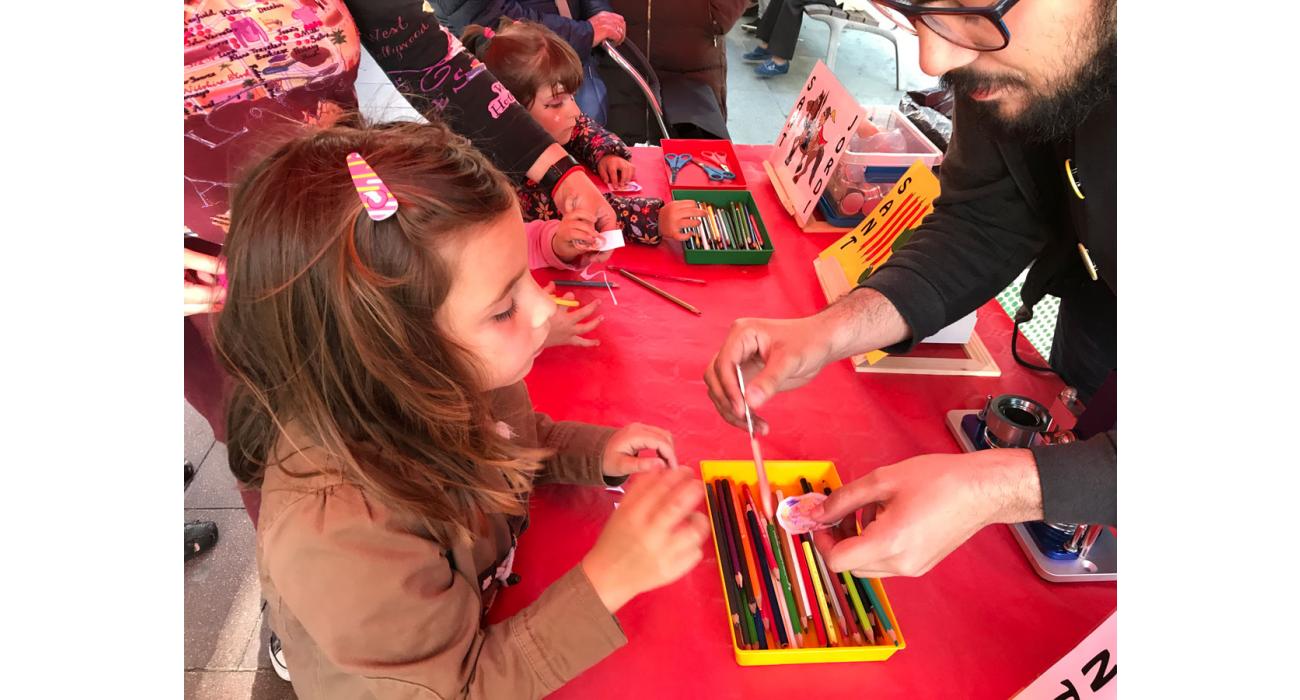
817, 160, 940, 364
819, 160, 940, 287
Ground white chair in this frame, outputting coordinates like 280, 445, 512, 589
803, 3, 904, 89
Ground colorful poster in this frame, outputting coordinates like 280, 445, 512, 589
768, 61, 864, 226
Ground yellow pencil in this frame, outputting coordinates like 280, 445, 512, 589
551, 296, 580, 308
801, 539, 839, 646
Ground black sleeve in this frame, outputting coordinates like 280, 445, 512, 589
861, 104, 1054, 352
1030, 430, 1116, 526
346, 0, 555, 180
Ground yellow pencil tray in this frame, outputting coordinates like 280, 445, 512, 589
700, 460, 906, 666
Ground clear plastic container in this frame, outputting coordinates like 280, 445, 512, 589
842, 105, 945, 169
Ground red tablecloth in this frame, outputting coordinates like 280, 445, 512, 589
493, 145, 1116, 699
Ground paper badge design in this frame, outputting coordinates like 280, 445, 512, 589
776, 492, 839, 535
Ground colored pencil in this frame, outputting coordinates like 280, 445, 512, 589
722, 480, 767, 649
811, 541, 851, 643
748, 487, 801, 639
705, 483, 746, 647
607, 266, 706, 285
553, 279, 620, 289
818, 485, 859, 644
829, 568, 863, 645
798, 536, 829, 647
747, 487, 800, 645
744, 502, 790, 648
775, 489, 812, 624
550, 296, 579, 307
713, 481, 755, 648
720, 480, 763, 649
842, 571, 876, 645
616, 268, 702, 316
854, 575, 898, 646
766, 519, 803, 639
801, 539, 839, 646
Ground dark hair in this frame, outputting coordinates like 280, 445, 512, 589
461, 18, 583, 108
213, 116, 547, 544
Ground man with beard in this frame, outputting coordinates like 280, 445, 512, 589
703, 0, 1118, 579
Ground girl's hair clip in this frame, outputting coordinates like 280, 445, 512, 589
346, 151, 399, 221
483, 27, 495, 39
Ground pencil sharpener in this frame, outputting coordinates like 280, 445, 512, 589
962, 393, 1090, 561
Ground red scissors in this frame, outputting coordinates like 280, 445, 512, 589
700, 150, 734, 175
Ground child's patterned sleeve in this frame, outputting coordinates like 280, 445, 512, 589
605, 194, 664, 246
567, 115, 633, 170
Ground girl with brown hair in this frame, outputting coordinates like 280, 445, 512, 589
214, 116, 709, 699
461, 18, 706, 250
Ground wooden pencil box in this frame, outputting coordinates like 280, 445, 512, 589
700, 460, 906, 666
672, 190, 774, 266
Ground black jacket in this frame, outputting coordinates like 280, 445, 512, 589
864, 97, 1117, 526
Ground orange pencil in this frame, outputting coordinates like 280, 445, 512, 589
730, 481, 769, 646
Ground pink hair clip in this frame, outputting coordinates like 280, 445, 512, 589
483, 27, 495, 39
346, 151, 399, 221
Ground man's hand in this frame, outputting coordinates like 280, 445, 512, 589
702, 287, 911, 434
810, 450, 1044, 578
703, 315, 837, 435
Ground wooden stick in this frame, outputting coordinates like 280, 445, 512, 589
616, 268, 702, 315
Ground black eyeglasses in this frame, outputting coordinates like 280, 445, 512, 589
871, 0, 1021, 52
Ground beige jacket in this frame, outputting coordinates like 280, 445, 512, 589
256, 382, 626, 699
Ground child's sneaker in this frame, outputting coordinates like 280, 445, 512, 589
754, 59, 790, 77
269, 632, 291, 682
742, 45, 772, 63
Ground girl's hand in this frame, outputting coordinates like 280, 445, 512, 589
602, 422, 678, 477
656, 200, 708, 242
597, 156, 634, 190
552, 208, 600, 263
582, 467, 710, 612
541, 282, 604, 348
184, 248, 225, 316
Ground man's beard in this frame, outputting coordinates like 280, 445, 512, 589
942, 7, 1117, 143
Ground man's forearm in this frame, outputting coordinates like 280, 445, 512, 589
820, 287, 912, 361
972, 448, 1046, 525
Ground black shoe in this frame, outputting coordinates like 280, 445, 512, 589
185, 460, 196, 489
185, 520, 219, 561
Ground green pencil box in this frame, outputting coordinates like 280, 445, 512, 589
672, 189, 774, 265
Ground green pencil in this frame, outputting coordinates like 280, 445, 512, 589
767, 521, 803, 636
841, 571, 875, 645
854, 575, 898, 646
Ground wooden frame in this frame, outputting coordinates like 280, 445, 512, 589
812, 256, 1001, 377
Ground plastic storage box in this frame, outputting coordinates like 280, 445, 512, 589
700, 459, 906, 666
